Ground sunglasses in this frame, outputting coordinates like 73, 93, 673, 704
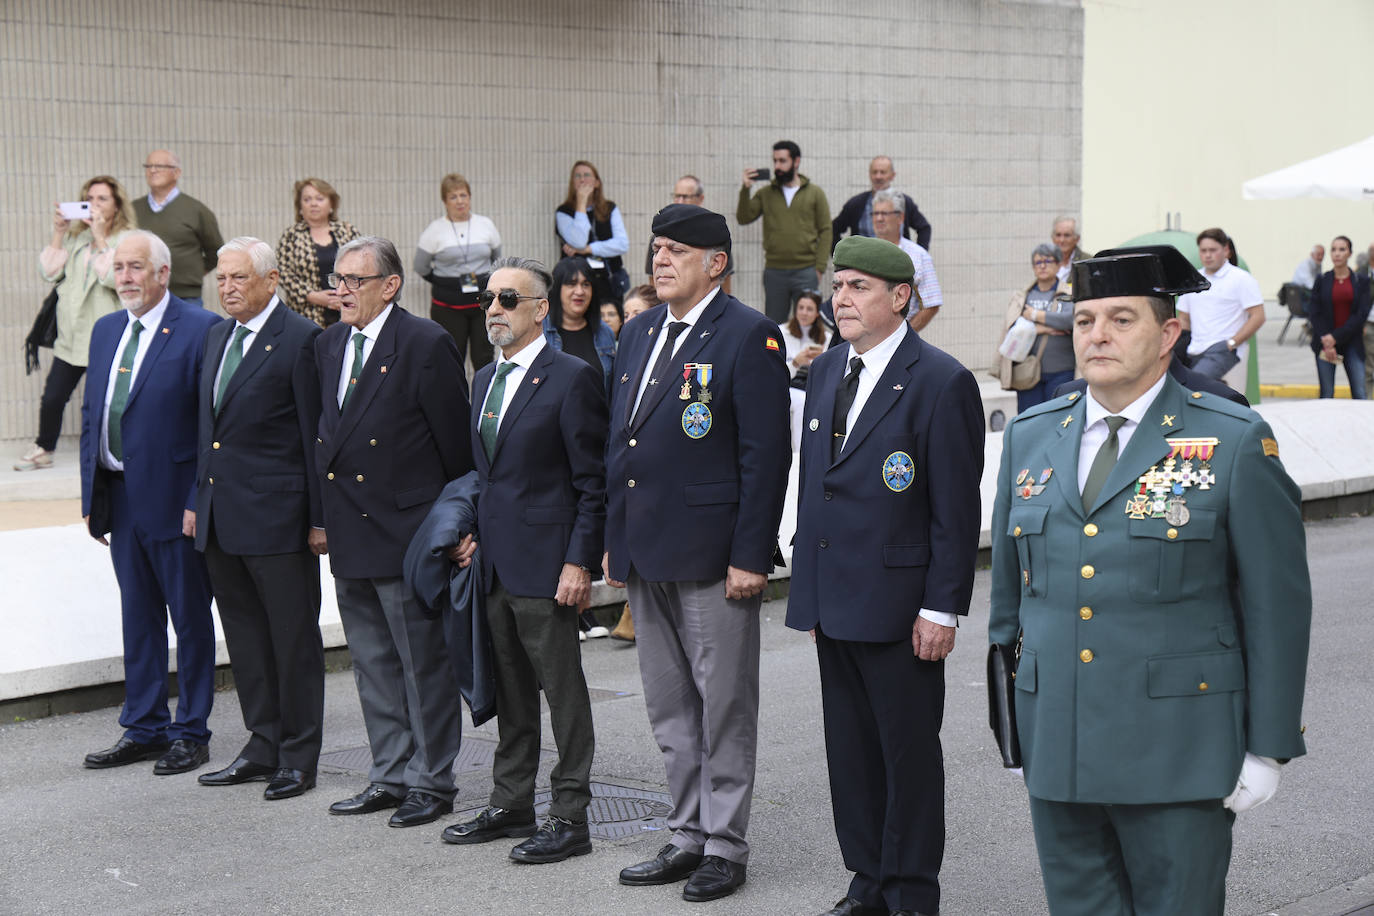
478, 289, 543, 310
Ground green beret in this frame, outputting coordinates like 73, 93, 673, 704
832, 236, 914, 284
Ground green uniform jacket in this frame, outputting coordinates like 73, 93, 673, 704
736, 175, 831, 272
988, 376, 1310, 804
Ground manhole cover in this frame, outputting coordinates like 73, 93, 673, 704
457, 782, 673, 840
319, 735, 551, 777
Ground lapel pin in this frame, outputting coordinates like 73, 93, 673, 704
809, 418, 819, 431
532, 377, 541, 385
1061, 415, 1074, 428
892, 384, 904, 391
264, 344, 272, 352
380, 366, 387, 374
620, 373, 629, 383
648, 326, 656, 335
161, 327, 170, 334
1161, 414, 1175, 427
701, 330, 711, 338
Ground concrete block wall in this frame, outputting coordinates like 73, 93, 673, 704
0, 0, 1082, 442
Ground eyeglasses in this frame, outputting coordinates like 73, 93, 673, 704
327, 273, 384, 290
478, 289, 542, 310
672, 194, 702, 202
1033, 258, 1058, 267
142, 164, 178, 171
872, 210, 901, 219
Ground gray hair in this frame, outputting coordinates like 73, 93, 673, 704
1053, 215, 1080, 236
1032, 242, 1059, 262
491, 256, 552, 299
337, 236, 404, 300
872, 188, 907, 214
218, 236, 277, 276
119, 229, 172, 273
677, 174, 704, 198
702, 245, 729, 279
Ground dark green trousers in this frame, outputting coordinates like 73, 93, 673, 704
1028, 796, 1234, 916
485, 579, 594, 821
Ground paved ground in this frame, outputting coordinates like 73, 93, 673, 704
3, 514, 1372, 916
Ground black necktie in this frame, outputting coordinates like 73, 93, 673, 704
632, 321, 688, 426
831, 355, 864, 462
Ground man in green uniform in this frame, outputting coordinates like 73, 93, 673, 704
988, 246, 1311, 915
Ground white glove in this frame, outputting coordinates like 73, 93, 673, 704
1223, 753, 1281, 812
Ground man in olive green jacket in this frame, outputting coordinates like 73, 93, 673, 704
737, 139, 831, 324
988, 246, 1311, 916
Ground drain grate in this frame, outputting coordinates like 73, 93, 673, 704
319, 735, 552, 777
457, 782, 673, 840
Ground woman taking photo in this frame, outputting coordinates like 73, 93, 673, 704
416, 173, 503, 369
275, 177, 361, 328
1308, 234, 1371, 398
780, 289, 830, 380
16, 176, 134, 472
541, 256, 616, 394
555, 161, 629, 302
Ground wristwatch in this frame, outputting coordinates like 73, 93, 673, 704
1227, 337, 1238, 350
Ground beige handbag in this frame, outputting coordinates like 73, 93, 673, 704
990, 291, 1050, 391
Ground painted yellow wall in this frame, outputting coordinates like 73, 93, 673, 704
1083, 0, 1374, 295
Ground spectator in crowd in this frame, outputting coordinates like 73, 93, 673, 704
831, 155, 933, 250
79, 230, 220, 776
869, 189, 944, 332
1176, 228, 1264, 383
276, 178, 361, 329
780, 289, 829, 380
442, 257, 607, 864
16, 176, 135, 472
737, 140, 832, 323
132, 150, 223, 307
415, 173, 502, 370
542, 256, 616, 396
315, 237, 472, 828
1291, 243, 1324, 289
1308, 234, 1370, 399
194, 238, 325, 802
645, 176, 733, 295
622, 283, 657, 324
1052, 216, 1087, 285
556, 161, 630, 302
1010, 242, 1074, 412
601, 299, 624, 339
1364, 242, 1374, 396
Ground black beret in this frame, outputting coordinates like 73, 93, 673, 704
651, 204, 731, 252
832, 236, 915, 284
1071, 245, 1210, 302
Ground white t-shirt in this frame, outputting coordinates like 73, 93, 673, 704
1176, 261, 1262, 356
779, 321, 830, 378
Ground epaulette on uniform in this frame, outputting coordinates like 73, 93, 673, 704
1183, 389, 1257, 422
1012, 390, 1081, 423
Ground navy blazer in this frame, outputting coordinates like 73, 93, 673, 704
81, 295, 221, 540
470, 344, 608, 599
314, 306, 473, 579
1308, 270, 1372, 358
831, 189, 932, 251
605, 290, 792, 583
195, 299, 323, 555
787, 327, 985, 642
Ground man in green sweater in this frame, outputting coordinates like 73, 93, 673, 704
737, 140, 831, 323
133, 150, 223, 307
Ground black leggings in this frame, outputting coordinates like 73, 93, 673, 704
37, 356, 86, 451
430, 304, 494, 372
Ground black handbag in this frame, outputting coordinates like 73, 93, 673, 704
25, 287, 59, 375
987, 637, 1022, 768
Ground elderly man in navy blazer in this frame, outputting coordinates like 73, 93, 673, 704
442, 256, 607, 863
79, 229, 221, 776
605, 205, 791, 903
193, 237, 325, 801
313, 236, 472, 828
788, 236, 985, 916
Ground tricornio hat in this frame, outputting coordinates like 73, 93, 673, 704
1071, 245, 1210, 302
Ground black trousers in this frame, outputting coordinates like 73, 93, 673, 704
37, 356, 86, 450
816, 627, 946, 915
430, 304, 494, 372
204, 528, 325, 771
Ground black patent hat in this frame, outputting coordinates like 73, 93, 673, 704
1071, 245, 1210, 302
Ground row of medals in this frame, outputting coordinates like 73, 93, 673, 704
1126, 454, 1216, 526
679, 363, 711, 404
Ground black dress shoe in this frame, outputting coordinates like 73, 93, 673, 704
820, 897, 886, 916
682, 855, 747, 902
264, 768, 316, 800
619, 843, 704, 886
153, 739, 210, 775
441, 805, 536, 845
509, 815, 592, 863
388, 789, 453, 828
329, 783, 404, 815
83, 736, 169, 769
198, 756, 275, 786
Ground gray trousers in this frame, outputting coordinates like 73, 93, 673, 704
486, 579, 594, 821
334, 575, 462, 800
763, 266, 817, 323
628, 572, 761, 864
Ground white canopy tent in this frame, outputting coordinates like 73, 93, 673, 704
1242, 135, 1374, 201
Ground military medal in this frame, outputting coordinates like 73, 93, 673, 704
1038, 468, 1053, 485
1165, 497, 1190, 526
1016, 469, 1030, 486
694, 363, 713, 404
679, 363, 693, 401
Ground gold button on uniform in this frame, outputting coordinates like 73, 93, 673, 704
1083, 523, 1098, 536
1079, 606, 1092, 620
1081, 565, 1095, 579
1198, 682, 1209, 691
1079, 649, 1094, 663
316, 437, 322, 444
208, 477, 214, 484
212, 441, 221, 450
327, 473, 335, 480
627, 479, 636, 488
355, 474, 364, 482
1191, 392, 1203, 399
1166, 528, 1178, 539
1013, 526, 1022, 536
369, 439, 377, 446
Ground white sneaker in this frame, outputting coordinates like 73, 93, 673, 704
584, 625, 610, 639
579, 629, 587, 642
13, 445, 53, 471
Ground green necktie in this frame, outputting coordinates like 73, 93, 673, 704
1081, 415, 1127, 512
340, 332, 366, 412
479, 362, 517, 461
107, 320, 144, 462
215, 325, 252, 413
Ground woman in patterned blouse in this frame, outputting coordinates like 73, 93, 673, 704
275, 178, 361, 327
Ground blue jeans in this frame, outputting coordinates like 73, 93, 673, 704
1189, 341, 1240, 380
1316, 350, 1367, 399
1017, 369, 1076, 413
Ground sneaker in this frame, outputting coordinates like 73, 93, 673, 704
580, 610, 610, 639
13, 445, 53, 471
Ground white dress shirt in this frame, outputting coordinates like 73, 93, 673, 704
1076, 371, 1169, 494
145, 186, 181, 213
100, 293, 171, 470
630, 287, 719, 417
336, 303, 394, 408
212, 295, 279, 398
842, 322, 956, 627
480, 335, 546, 434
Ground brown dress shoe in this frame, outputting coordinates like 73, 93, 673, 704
610, 603, 635, 642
